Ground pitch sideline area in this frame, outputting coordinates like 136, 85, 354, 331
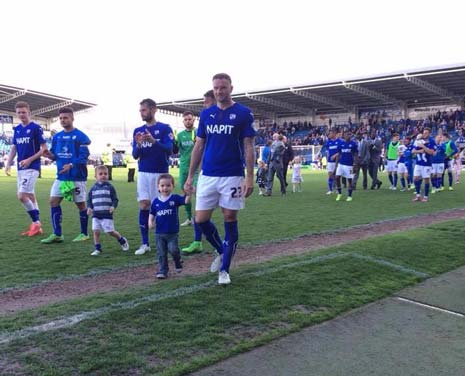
193, 266, 465, 376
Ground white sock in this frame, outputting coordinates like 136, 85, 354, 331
22, 199, 35, 212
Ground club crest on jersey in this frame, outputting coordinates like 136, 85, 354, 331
154, 130, 160, 135
72, 136, 77, 140
26, 129, 31, 134
169, 201, 175, 206
168, 133, 174, 140
229, 114, 236, 120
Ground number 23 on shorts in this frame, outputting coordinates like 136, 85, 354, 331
230, 186, 242, 198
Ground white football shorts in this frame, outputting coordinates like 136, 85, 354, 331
326, 162, 336, 174
137, 172, 162, 202
414, 165, 432, 179
387, 160, 398, 172
336, 164, 354, 179
196, 175, 245, 211
432, 163, 445, 175
92, 218, 115, 233
50, 179, 87, 203
397, 163, 408, 174
17, 169, 40, 194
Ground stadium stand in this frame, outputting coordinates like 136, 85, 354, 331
0, 84, 96, 130
157, 65, 465, 123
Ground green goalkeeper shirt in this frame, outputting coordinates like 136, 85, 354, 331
176, 128, 196, 170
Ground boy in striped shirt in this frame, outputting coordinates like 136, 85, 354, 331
87, 165, 129, 256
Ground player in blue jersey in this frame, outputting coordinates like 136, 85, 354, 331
412, 128, 436, 202
333, 131, 358, 202
404, 137, 415, 190
5, 101, 47, 237
149, 174, 190, 279
431, 134, 446, 193
41, 107, 91, 243
324, 129, 340, 195
397, 137, 411, 192
184, 73, 256, 285
132, 98, 174, 255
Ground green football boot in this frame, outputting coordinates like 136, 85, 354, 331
41, 234, 64, 244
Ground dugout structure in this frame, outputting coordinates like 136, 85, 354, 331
156, 64, 465, 123
0, 84, 96, 130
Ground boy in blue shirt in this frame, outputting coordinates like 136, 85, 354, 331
149, 174, 190, 279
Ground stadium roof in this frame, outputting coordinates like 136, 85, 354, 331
157, 65, 465, 120
0, 84, 96, 121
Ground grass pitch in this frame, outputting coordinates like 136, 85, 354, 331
0, 167, 464, 289
0, 220, 464, 375
1, 167, 465, 375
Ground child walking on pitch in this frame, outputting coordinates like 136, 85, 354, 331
87, 165, 129, 256
149, 174, 190, 279
291, 156, 303, 192
256, 160, 267, 195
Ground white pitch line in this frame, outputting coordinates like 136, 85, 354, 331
0, 252, 349, 346
350, 253, 430, 278
396, 297, 465, 318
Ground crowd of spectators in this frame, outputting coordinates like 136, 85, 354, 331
255, 109, 465, 147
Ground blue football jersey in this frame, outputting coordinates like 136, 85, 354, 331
132, 122, 174, 173
337, 140, 358, 166
432, 144, 446, 164
51, 128, 91, 181
415, 137, 436, 167
150, 194, 187, 234
197, 103, 256, 177
404, 144, 414, 164
12, 122, 46, 171
325, 138, 340, 161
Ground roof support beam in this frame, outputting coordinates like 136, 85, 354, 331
290, 88, 352, 111
172, 102, 204, 114
250, 108, 276, 120
246, 94, 312, 115
0, 89, 27, 104
32, 100, 74, 116
343, 83, 404, 107
404, 74, 462, 103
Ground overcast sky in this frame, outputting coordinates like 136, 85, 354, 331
2, 0, 465, 127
